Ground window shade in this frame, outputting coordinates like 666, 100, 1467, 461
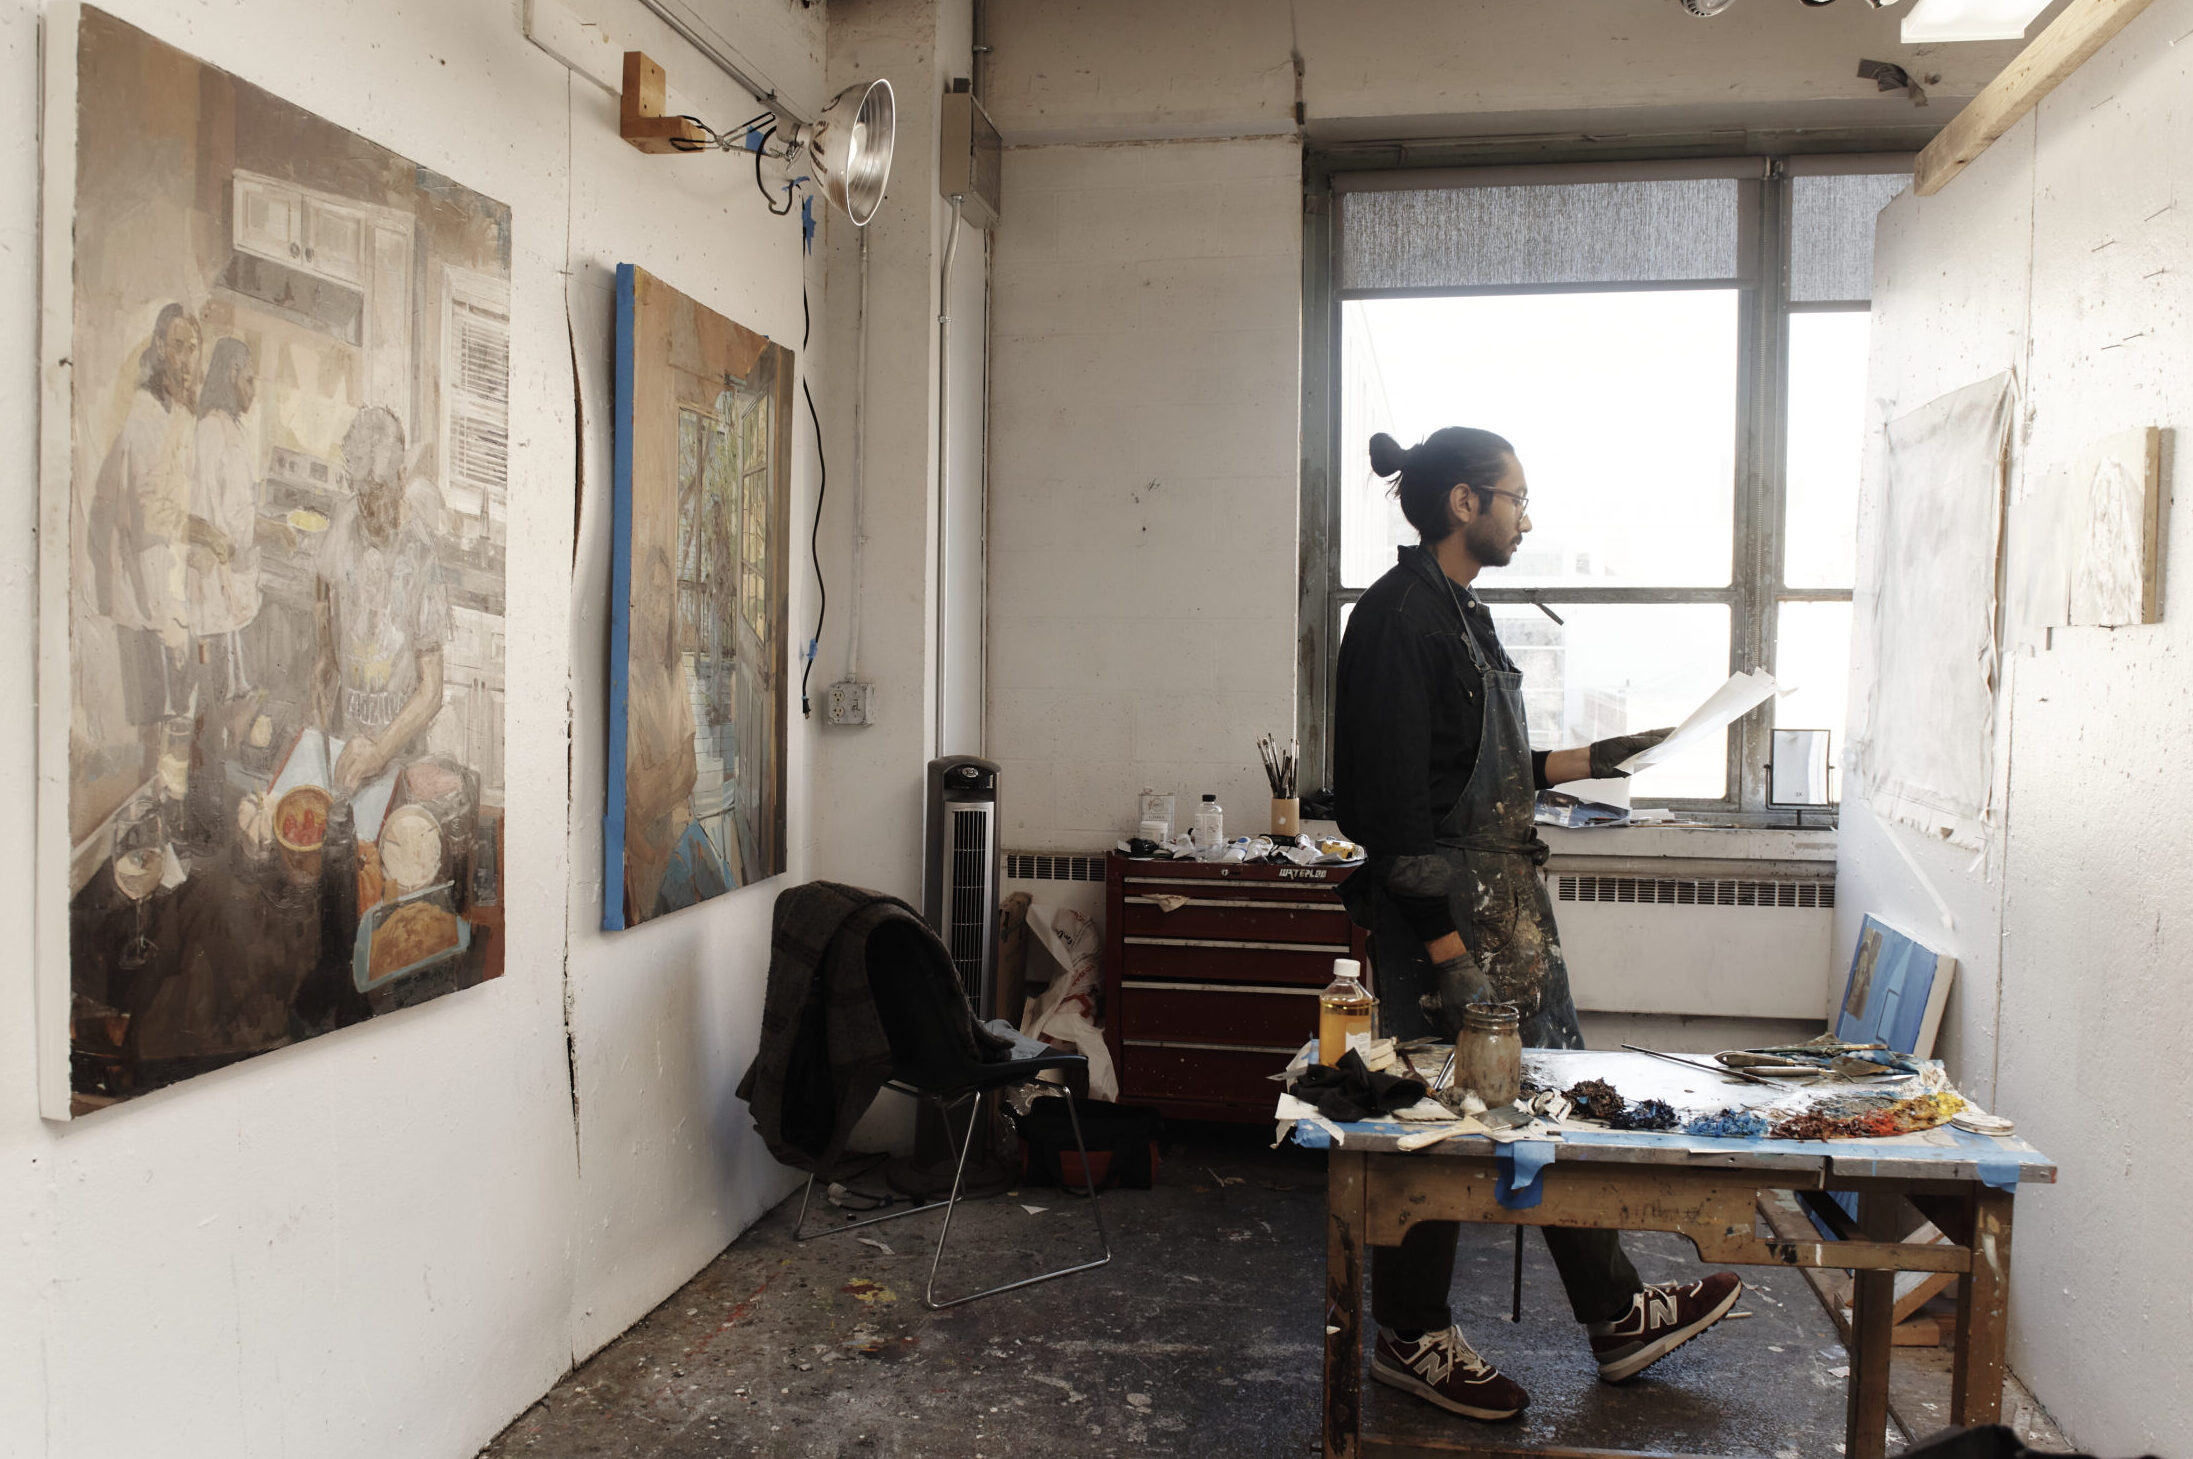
1789, 172, 1909, 303
1338, 178, 1742, 294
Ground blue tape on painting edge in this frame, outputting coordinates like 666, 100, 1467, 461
1496, 1140, 1555, 1210
801, 194, 816, 252
602, 263, 637, 931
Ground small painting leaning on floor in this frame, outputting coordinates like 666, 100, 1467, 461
605, 265, 790, 929
36, 5, 513, 1116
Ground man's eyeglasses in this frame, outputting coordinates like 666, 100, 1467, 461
1478, 486, 1530, 513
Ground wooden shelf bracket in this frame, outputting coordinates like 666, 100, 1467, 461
620, 51, 709, 155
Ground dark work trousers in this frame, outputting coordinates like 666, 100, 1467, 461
1352, 556, 1647, 1334
1372, 1221, 1643, 1331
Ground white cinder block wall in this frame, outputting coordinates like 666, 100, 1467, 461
988, 137, 1304, 850
0, 0, 865, 1451
1839, 0, 2193, 1447
978, 0, 2034, 855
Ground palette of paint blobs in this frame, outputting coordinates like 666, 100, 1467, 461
1518, 1036, 1996, 1143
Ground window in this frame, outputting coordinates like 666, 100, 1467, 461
440, 267, 512, 525
1303, 154, 1908, 818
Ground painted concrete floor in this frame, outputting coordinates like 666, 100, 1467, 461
484, 1123, 2003, 1459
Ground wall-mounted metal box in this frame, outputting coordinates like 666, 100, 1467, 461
939, 85, 1001, 230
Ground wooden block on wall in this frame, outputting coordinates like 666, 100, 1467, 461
620, 51, 708, 154
2068, 426, 2166, 626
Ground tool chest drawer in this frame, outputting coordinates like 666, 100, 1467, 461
1119, 892, 1355, 945
1118, 982, 1322, 1049
1103, 852, 1369, 1122
1114, 1042, 1303, 1116
1119, 937, 1347, 987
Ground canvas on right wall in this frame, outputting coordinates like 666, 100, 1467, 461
604, 264, 791, 930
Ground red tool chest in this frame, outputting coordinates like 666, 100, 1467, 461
1101, 852, 1370, 1123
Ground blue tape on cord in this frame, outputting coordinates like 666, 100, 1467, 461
1496, 1140, 1556, 1210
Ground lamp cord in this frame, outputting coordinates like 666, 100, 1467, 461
800, 285, 825, 718
754, 127, 795, 216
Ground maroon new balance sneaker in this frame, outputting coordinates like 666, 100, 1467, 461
1372, 1326, 1530, 1421
1588, 1273, 1745, 1382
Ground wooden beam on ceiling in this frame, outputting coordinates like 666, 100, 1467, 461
1915, 0, 2160, 196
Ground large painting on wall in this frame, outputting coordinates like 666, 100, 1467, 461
35, 6, 513, 1117
605, 265, 789, 929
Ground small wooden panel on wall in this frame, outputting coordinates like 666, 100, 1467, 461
2067, 426, 2166, 627
2006, 426, 2167, 646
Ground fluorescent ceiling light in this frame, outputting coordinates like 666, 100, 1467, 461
1901, 0, 2052, 42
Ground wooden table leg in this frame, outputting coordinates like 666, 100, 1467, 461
1845, 1187, 1898, 1459
1325, 1148, 1366, 1459
1951, 1186, 2014, 1426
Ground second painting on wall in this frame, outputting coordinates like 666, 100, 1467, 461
606, 265, 790, 929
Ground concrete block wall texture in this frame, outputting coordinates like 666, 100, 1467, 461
0, 0, 846, 1452
804, 0, 984, 905
1840, 0, 2193, 1447
974, 0, 2039, 859
981, 0, 2038, 146
986, 136, 1303, 851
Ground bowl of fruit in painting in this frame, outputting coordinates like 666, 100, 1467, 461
274, 785, 331, 885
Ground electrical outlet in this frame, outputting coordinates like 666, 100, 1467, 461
826, 680, 875, 726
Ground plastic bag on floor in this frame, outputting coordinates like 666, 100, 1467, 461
1021, 903, 1117, 1102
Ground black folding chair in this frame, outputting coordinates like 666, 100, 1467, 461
790, 917, 1112, 1308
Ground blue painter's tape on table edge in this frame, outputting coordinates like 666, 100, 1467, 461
1286, 1118, 2049, 1185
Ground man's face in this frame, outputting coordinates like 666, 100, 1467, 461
161, 318, 201, 410
1461, 457, 1531, 568
235, 366, 257, 415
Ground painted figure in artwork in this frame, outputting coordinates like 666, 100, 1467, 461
314, 406, 452, 794
89, 302, 201, 734
188, 337, 289, 762
622, 544, 731, 920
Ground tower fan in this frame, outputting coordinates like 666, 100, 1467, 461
893, 756, 1011, 1204
923, 756, 1002, 1019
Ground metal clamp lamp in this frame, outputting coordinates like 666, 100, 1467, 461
619, 52, 896, 226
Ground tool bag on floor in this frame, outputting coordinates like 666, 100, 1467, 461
1014, 1095, 1161, 1191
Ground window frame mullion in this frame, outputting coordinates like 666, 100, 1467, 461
1733, 165, 1789, 815
1304, 146, 1887, 823
1299, 159, 1342, 792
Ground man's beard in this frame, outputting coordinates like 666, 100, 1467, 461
1465, 514, 1516, 568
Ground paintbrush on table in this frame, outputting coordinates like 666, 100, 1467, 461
1619, 1042, 1781, 1088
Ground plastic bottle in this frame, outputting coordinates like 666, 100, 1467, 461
1318, 958, 1378, 1066
1191, 793, 1224, 849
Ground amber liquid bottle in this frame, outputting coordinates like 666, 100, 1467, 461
1317, 958, 1377, 1066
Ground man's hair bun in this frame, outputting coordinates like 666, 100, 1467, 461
1372, 425, 1518, 544
1367, 432, 1408, 479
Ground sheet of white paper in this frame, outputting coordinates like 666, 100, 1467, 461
1616, 669, 1780, 774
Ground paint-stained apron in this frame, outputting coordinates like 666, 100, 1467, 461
1366, 603, 1585, 1051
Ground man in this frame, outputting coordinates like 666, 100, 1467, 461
89, 302, 202, 729
315, 406, 450, 794
1334, 425, 1742, 1423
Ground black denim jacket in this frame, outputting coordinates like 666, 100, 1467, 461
1332, 545, 1551, 941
